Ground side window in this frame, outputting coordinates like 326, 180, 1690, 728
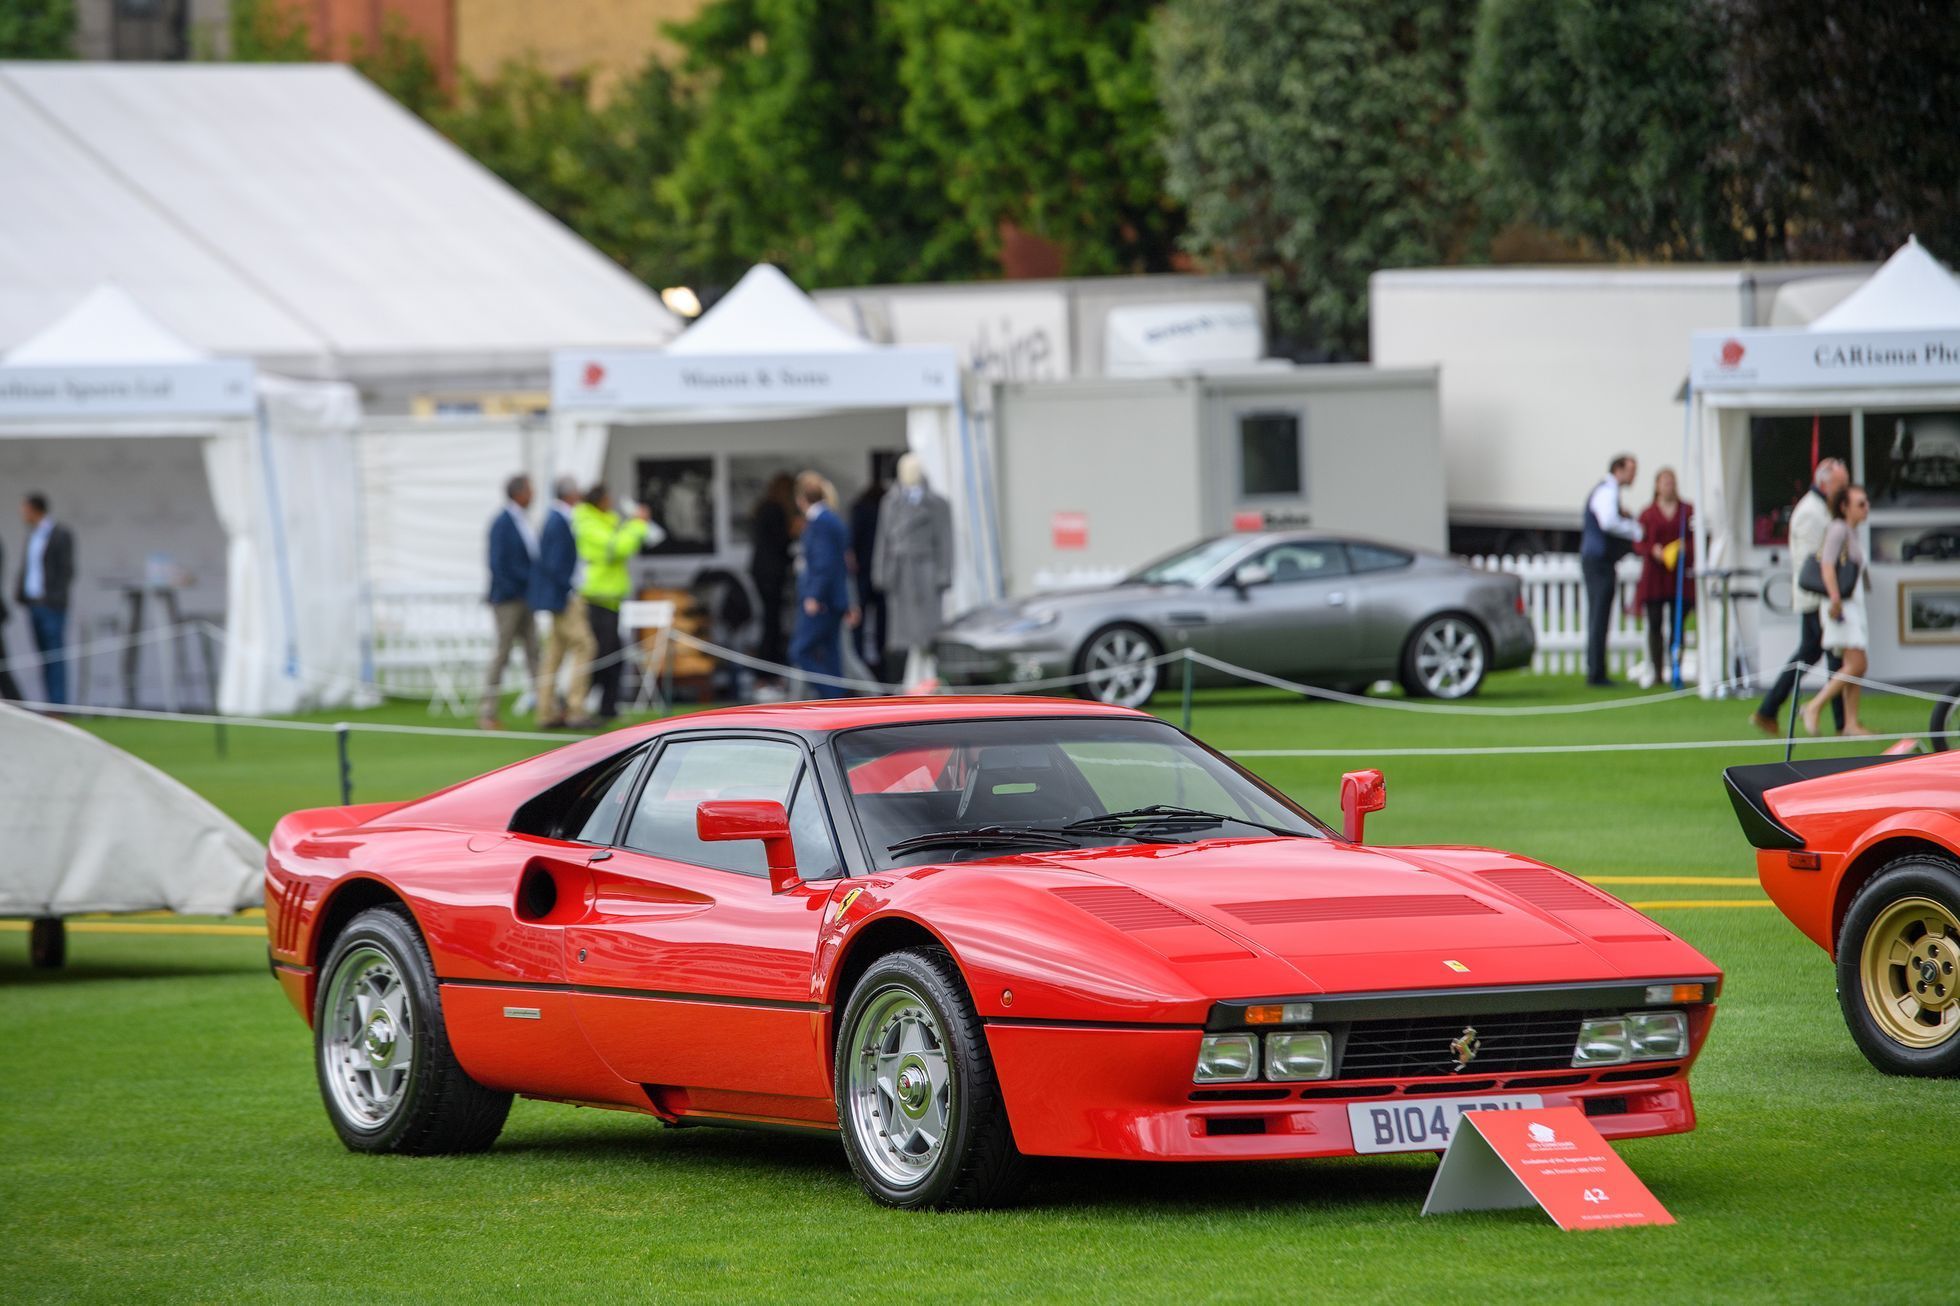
1346, 543, 1412, 574
1255, 541, 1347, 584
622, 738, 803, 875
507, 745, 647, 842
788, 771, 843, 881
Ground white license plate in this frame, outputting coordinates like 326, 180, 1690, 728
1346, 1093, 1543, 1154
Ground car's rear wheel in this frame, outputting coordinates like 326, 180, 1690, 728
315, 905, 512, 1153
1837, 855, 1960, 1076
1074, 624, 1161, 709
835, 947, 1025, 1209
1400, 613, 1488, 700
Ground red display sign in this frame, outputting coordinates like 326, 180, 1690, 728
1421, 1106, 1674, 1230
1051, 511, 1089, 550
1231, 509, 1265, 532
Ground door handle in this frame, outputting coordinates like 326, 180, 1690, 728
1327, 592, 1347, 607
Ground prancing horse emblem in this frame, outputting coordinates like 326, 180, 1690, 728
1449, 1026, 1481, 1072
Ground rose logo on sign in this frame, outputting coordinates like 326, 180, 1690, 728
1719, 339, 1745, 369
582, 362, 606, 388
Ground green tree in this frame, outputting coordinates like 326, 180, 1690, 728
1722, 0, 1960, 260
436, 59, 699, 287
659, 0, 987, 289
1470, 0, 1758, 259
351, 12, 444, 119
0, 0, 74, 57
890, 1, 1180, 276
230, 0, 312, 61
1155, 0, 1484, 358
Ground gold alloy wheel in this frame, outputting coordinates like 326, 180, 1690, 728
1860, 896, 1960, 1048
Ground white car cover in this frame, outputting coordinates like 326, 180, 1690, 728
0, 705, 263, 916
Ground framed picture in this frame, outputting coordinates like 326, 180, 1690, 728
634, 457, 716, 555
1871, 522, 1960, 565
1898, 581, 1960, 645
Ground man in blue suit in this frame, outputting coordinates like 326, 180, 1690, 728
789, 471, 858, 699
478, 474, 539, 729
529, 476, 596, 728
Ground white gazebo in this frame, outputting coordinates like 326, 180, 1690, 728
549, 264, 995, 614
0, 286, 364, 715
1689, 237, 1960, 693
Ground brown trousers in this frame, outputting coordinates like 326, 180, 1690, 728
537, 595, 596, 723
479, 599, 540, 721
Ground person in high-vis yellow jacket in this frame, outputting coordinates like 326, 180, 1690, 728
574, 485, 664, 720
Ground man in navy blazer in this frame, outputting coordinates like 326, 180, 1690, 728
789, 471, 858, 699
478, 474, 539, 729
530, 476, 596, 728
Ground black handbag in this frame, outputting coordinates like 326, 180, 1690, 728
1798, 551, 1861, 599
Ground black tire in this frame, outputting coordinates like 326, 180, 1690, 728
28, 917, 64, 969
1398, 612, 1490, 700
1071, 623, 1162, 709
314, 905, 512, 1154
1835, 855, 1960, 1077
833, 947, 1026, 1209
1931, 684, 1958, 753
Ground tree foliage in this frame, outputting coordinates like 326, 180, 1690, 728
889, 0, 1179, 276
1721, 0, 1960, 260
0, 0, 74, 57
658, 0, 986, 289
229, 0, 312, 62
1155, 0, 1483, 358
1470, 0, 1757, 258
435, 60, 697, 287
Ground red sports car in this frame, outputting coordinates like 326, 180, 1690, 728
267, 698, 1721, 1208
1725, 748, 1960, 1075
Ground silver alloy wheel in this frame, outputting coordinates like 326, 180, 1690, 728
1414, 617, 1485, 699
1083, 628, 1158, 708
844, 983, 955, 1190
321, 944, 414, 1127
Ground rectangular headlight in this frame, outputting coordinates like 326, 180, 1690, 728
1628, 1009, 1689, 1060
1194, 1033, 1258, 1083
1572, 1016, 1632, 1067
1264, 1031, 1333, 1081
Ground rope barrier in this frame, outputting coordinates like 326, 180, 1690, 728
1226, 729, 1960, 760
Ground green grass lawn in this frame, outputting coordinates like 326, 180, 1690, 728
2, 674, 1952, 1302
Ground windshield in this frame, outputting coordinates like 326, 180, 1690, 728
1127, 536, 1247, 586
834, 716, 1325, 869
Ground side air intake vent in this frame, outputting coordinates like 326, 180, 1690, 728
1051, 885, 1197, 932
1477, 868, 1616, 912
1220, 894, 1496, 925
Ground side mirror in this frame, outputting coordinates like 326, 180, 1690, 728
696, 800, 800, 893
1339, 769, 1386, 843
1232, 562, 1272, 592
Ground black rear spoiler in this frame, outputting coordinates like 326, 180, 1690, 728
1722, 754, 1906, 850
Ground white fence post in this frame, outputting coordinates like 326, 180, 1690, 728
1467, 553, 1693, 683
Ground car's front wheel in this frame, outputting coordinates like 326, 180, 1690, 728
835, 948, 1025, 1209
1400, 613, 1489, 700
1074, 624, 1161, 709
315, 905, 513, 1153
1837, 855, 1960, 1076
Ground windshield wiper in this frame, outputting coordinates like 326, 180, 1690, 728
886, 825, 1083, 856
1064, 804, 1311, 840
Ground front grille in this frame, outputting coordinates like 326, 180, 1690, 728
1336, 1009, 1584, 1080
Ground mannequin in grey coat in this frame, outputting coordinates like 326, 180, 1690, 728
871, 453, 954, 688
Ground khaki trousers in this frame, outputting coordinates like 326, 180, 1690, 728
537, 595, 597, 723
478, 599, 540, 721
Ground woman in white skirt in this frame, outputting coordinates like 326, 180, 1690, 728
1802, 483, 1872, 737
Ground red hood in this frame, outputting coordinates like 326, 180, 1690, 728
932, 837, 1714, 999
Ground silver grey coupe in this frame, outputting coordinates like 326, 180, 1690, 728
934, 532, 1534, 707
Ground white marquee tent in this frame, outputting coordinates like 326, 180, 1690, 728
0, 286, 363, 715
1689, 237, 1960, 692
550, 265, 997, 615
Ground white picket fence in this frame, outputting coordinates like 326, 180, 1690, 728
1466, 553, 1693, 681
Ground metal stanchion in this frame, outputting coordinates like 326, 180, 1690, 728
336, 723, 353, 805
1181, 652, 1195, 733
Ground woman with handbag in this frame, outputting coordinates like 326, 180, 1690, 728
1801, 484, 1872, 737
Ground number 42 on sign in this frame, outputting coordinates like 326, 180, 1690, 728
1420, 1106, 1675, 1230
